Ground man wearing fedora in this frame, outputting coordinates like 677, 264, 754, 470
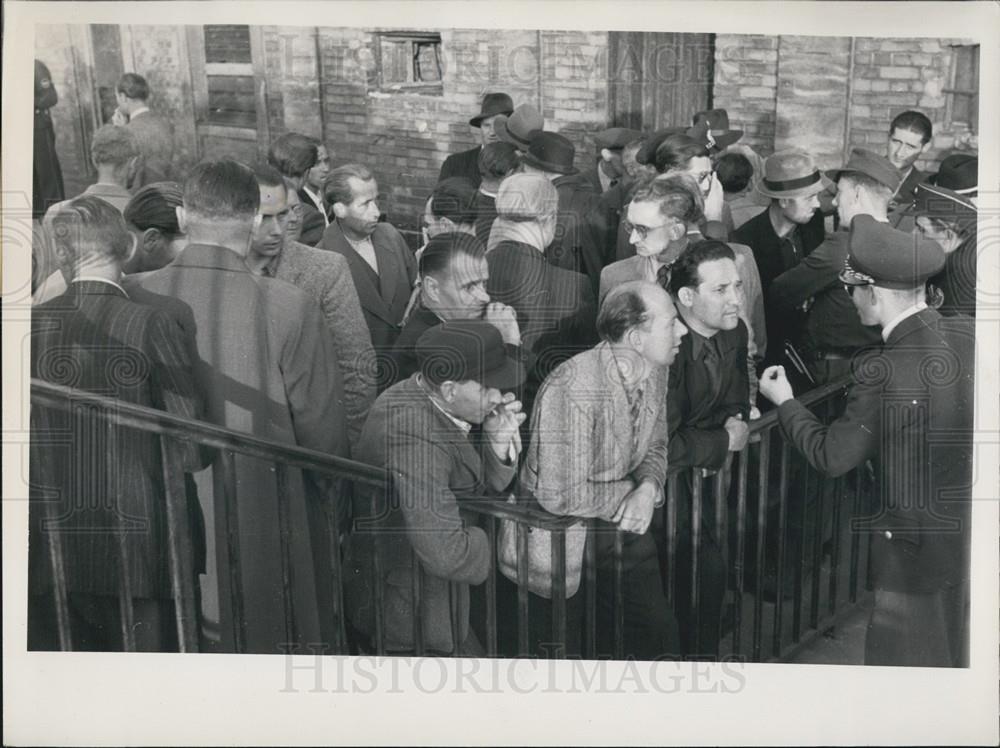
520, 130, 609, 295
770, 148, 900, 386
581, 127, 643, 196
910, 153, 979, 318
345, 319, 526, 656
438, 92, 514, 188
760, 215, 974, 668
733, 150, 830, 368
494, 102, 544, 155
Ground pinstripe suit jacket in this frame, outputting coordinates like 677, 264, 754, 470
29, 280, 203, 599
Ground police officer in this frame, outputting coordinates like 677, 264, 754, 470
759, 215, 974, 668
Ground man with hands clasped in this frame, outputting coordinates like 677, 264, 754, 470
758, 215, 974, 668
518, 280, 687, 659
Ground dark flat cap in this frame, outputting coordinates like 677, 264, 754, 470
825, 148, 902, 192
417, 319, 525, 389
840, 215, 945, 290
635, 127, 686, 166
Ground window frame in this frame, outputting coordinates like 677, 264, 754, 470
943, 43, 979, 134
373, 31, 444, 95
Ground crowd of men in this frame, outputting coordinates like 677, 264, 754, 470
29, 73, 978, 668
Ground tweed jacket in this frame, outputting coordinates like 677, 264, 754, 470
777, 308, 974, 593
521, 342, 670, 519
345, 375, 516, 653
29, 280, 203, 599
439, 145, 483, 188
320, 220, 417, 383
136, 243, 348, 652
265, 239, 377, 441
770, 227, 883, 353
127, 110, 174, 187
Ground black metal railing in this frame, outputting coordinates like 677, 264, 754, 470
29, 374, 868, 661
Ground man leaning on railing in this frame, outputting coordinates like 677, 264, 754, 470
345, 320, 526, 656
759, 215, 974, 668
511, 280, 687, 659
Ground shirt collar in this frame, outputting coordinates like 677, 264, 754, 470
478, 187, 497, 198
71, 276, 129, 298
881, 301, 927, 342
417, 374, 472, 434
131, 106, 150, 118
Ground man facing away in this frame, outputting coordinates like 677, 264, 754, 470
29, 195, 203, 651
244, 164, 376, 442
759, 215, 973, 668
135, 159, 348, 653
114, 72, 175, 187
517, 281, 687, 659
346, 320, 526, 655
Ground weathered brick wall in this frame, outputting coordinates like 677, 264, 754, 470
713, 35, 779, 155
716, 34, 977, 173
307, 27, 611, 243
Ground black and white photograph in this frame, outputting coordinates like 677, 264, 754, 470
4, 1, 999, 745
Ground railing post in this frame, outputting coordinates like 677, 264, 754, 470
583, 521, 597, 660
273, 464, 297, 647
752, 434, 770, 662
772, 441, 790, 659
159, 435, 200, 652
371, 485, 386, 656
665, 474, 678, 608
411, 551, 424, 657
613, 528, 625, 660
516, 522, 529, 657
218, 449, 247, 653
323, 477, 347, 654
732, 448, 749, 658
550, 526, 567, 659
809, 458, 823, 631
485, 516, 498, 657
108, 418, 136, 653
690, 470, 703, 656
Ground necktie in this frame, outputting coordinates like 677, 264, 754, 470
627, 385, 644, 455
703, 335, 722, 400
656, 264, 671, 291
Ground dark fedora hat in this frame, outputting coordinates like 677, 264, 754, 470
417, 319, 525, 390
825, 148, 902, 192
595, 127, 642, 151
635, 127, 686, 166
469, 92, 514, 128
520, 131, 578, 175
840, 215, 944, 290
690, 108, 743, 150
495, 104, 544, 150
931, 153, 978, 196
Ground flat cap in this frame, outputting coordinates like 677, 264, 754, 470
825, 148, 902, 192
417, 319, 525, 389
840, 215, 945, 290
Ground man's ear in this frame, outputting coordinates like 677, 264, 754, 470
124, 232, 139, 265
175, 206, 188, 233
600, 147, 614, 162
667, 220, 686, 242
438, 380, 456, 402
140, 227, 162, 255
331, 202, 346, 220
677, 286, 695, 308
423, 274, 440, 302
52, 240, 74, 270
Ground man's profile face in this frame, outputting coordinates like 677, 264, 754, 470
685, 258, 743, 333
887, 127, 927, 171
283, 186, 304, 244
251, 183, 290, 260
449, 379, 504, 424
430, 253, 490, 320
338, 177, 380, 238
833, 178, 859, 227
626, 199, 674, 258
306, 145, 331, 192
479, 115, 501, 147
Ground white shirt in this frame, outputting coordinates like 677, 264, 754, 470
130, 106, 150, 118
73, 276, 130, 297
347, 235, 379, 274
302, 185, 329, 226
881, 301, 927, 342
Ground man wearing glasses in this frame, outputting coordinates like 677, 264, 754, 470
759, 215, 973, 668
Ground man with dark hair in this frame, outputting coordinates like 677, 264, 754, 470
438, 92, 514, 187
35, 124, 142, 304
135, 159, 348, 654
715, 152, 759, 231
29, 195, 203, 651
300, 139, 332, 231
771, 148, 900, 385
244, 163, 375, 441
666, 239, 751, 656
346, 319, 526, 655
886, 110, 933, 211
513, 280, 686, 659
268, 132, 326, 245
581, 127, 643, 195
391, 232, 522, 383
474, 142, 519, 246
113, 72, 174, 187
733, 150, 829, 368
760, 215, 973, 668
321, 163, 417, 388
423, 177, 479, 240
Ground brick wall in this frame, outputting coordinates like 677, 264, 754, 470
716, 34, 978, 172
